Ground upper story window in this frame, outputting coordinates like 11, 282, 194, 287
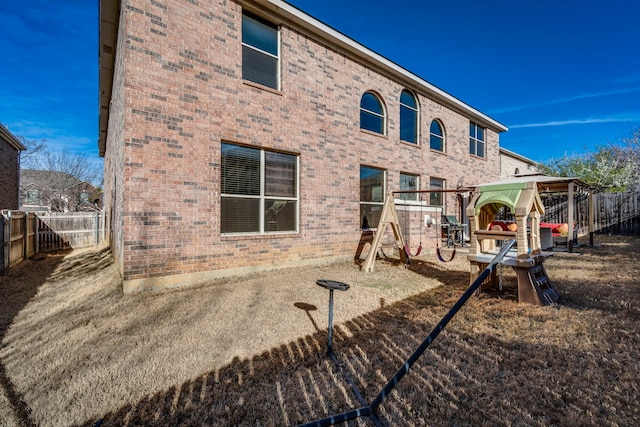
221, 143, 298, 234
360, 166, 385, 228
399, 90, 418, 144
242, 12, 279, 90
360, 92, 385, 135
469, 122, 485, 158
429, 119, 445, 152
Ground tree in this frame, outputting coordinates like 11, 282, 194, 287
29, 147, 102, 188
17, 136, 47, 169
20, 144, 103, 212
541, 128, 640, 192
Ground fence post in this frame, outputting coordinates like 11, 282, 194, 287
23, 212, 28, 260
95, 210, 99, 245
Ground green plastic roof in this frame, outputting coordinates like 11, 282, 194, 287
475, 187, 523, 214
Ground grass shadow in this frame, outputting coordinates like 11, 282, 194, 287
85, 267, 640, 426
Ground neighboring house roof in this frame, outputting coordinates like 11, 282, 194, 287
98, 0, 509, 156
21, 169, 85, 191
0, 123, 27, 151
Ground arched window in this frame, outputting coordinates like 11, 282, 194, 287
400, 90, 418, 143
429, 119, 445, 151
360, 92, 385, 135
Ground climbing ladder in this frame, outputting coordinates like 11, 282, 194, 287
514, 263, 560, 306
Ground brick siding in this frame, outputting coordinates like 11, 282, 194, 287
0, 140, 21, 210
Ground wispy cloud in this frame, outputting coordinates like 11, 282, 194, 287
510, 113, 640, 129
490, 87, 640, 114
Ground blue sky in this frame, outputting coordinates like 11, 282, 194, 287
1, 1, 639, 166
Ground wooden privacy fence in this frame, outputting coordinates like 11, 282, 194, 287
542, 191, 640, 236
0, 211, 37, 275
0, 210, 106, 274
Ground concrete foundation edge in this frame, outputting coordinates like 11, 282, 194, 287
122, 255, 352, 293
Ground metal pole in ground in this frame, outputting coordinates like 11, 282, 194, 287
316, 279, 349, 353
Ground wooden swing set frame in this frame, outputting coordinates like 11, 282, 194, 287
362, 188, 471, 272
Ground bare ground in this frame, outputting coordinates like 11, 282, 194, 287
1, 235, 639, 426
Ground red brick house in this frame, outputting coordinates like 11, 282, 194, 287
99, 0, 507, 292
0, 123, 26, 210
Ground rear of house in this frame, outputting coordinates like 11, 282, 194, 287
99, 0, 507, 292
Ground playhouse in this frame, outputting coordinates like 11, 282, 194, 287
466, 180, 560, 305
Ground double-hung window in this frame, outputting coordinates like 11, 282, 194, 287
360, 166, 385, 228
242, 12, 279, 90
469, 122, 485, 158
429, 177, 444, 206
399, 172, 419, 202
221, 143, 297, 234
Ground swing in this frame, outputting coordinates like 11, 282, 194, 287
436, 245, 456, 262
403, 197, 423, 258
436, 211, 456, 262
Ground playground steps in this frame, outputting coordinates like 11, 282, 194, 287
514, 263, 560, 306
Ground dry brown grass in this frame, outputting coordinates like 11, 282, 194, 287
1, 235, 639, 426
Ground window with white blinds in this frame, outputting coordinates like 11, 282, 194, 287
221, 143, 298, 234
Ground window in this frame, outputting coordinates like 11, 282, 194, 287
221, 143, 297, 234
469, 122, 485, 158
400, 90, 418, 143
26, 189, 40, 205
242, 12, 279, 90
360, 92, 385, 135
360, 166, 385, 228
429, 119, 445, 152
399, 173, 419, 202
429, 177, 444, 206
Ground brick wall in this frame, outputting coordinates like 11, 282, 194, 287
103, 4, 128, 276
105, 0, 503, 291
500, 153, 539, 180
0, 140, 21, 210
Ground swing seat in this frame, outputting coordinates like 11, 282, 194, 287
404, 244, 422, 258
436, 246, 456, 262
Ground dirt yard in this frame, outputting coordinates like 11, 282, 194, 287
1, 235, 639, 426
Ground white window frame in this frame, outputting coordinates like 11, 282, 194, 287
241, 12, 281, 90
221, 144, 299, 235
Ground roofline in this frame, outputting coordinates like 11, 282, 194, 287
258, 0, 507, 132
98, 0, 120, 157
0, 123, 27, 151
98, 0, 507, 155
499, 147, 539, 166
